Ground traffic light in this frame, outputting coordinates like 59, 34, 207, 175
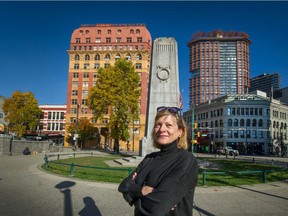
194, 123, 198, 129
197, 132, 201, 137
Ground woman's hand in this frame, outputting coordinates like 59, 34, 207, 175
142, 185, 155, 196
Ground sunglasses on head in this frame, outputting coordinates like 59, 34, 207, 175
157, 106, 181, 114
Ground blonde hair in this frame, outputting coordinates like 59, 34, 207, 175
151, 110, 188, 150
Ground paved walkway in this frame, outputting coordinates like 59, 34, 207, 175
0, 150, 287, 216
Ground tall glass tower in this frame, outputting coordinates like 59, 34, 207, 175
187, 30, 252, 105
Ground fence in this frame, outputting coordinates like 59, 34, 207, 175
44, 152, 133, 177
201, 169, 287, 186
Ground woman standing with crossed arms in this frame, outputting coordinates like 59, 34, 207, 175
119, 106, 198, 216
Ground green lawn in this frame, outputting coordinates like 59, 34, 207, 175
42, 155, 288, 186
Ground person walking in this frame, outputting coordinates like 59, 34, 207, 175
119, 106, 198, 216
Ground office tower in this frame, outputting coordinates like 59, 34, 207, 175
249, 73, 281, 96
187, 30, 252, 105
66, 24, 152, 150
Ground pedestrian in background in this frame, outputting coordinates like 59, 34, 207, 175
119, 106, 198, 216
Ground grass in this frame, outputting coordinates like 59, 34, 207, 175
42, 155, 135, 183
198, 157, 288, 186
41, 155, 288, 186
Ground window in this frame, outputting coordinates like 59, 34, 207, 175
228, 119, 232, 127
126, 54, 131, 61
135, 63, 142, 69
73, 73, 79, 78
107, 29, 111, 34
252, 119, 257, 127
136, 29, 140, 34
117, 29, 122, 34
246, 119, 251, 127
96, 38, 101, 43
127, 37, 132, 42
133, 128, 140, 134
106, 37, 111, 43
82, 81, 89, 87
133, 119, 140, 124
136, 54, 142, 60
115, 53, 121, 60
102, 118, 109, 124
94, 63, 100, 69
82, 90, 88, 96
97, 30, 101, 34
116, 38, 122, 42
82, 99, 87, 105
76, 38, 80, 43
83, 72, 89, 78
234, 119, 238, 127
72, 90, 78, 96
104, 63, 110, 68
86, 38, 91, 43
95, 54, 100, 60
84, 63, 89, 69
72, 99, 78, 105
105, 54, 110, 60
72, 81, 78, 87
74, 54, 80, 60
84, 54, 90, 60
137, 37, 142, 42
74, 64, 79, 69
130, 29, 134, 34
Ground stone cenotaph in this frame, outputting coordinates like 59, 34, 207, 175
141, 37, 181, 156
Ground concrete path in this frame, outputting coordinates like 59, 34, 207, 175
0, 151, 287, 216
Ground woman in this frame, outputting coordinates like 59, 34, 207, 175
118, 106, 198, 216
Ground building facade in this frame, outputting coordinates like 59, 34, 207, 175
187, 30, 251, 106
183, 92, 288, 156
66, 24, 152, 150
38, 104, 66, 144
249, 73, 281, 96
0, 96, 8, 134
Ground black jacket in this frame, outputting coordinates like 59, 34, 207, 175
118, 140, 198, 216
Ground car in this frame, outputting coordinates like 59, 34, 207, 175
216, 147, 239, 156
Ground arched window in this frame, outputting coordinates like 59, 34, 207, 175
117, 29, 122, 34
136, 53, 142, 60
115, 53, 121, 60
258, 119, 263, 127
220, 119, 223, 127
210, 121, 214, 128
246, 119, 251, 127
240, 119, 245, 127
125, 54, 131, 61
107, 29, 111, 34
252, 119, 257, 127
105, 53, 110, 60
136, 29, 140, 34
74, 54, 80, 60
130, 29, 134, 34
84, 54, 90, 60
234, 119, 239, 127
228, 119, 232, 127
95, 54, 100, 60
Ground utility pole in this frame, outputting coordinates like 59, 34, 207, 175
74, 103, 80, 150
191, 105, 194, 154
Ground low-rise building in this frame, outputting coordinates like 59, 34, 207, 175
183, 92, 288, 156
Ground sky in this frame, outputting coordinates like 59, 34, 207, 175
1, 1, 288, 112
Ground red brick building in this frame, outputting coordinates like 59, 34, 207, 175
66, 24, 152, 150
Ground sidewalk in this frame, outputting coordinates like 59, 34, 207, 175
0, 150, 287, 216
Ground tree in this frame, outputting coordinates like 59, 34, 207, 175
66, 118, 100, 148
88, 58, 141, 153
3, 91, 42, 138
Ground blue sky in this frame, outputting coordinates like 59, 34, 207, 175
1, 1, 288, 112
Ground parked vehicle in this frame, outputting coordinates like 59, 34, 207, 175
216, 147, 239, 156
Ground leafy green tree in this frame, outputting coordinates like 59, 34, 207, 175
3, 91, 42, 138
88, 58, 141, 153
66, 118, 100, 148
